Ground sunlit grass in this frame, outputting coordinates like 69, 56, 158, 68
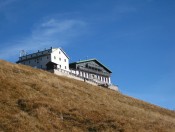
0, 60, 175, 131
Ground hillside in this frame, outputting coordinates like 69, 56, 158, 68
0, 60, 175, 132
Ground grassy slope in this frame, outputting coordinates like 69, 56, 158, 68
0, 60, 175, 132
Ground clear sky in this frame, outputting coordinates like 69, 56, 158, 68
0, 0, 175, 110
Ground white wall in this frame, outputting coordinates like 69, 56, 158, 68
51, 48, 69, 72
51, 69, 118, 91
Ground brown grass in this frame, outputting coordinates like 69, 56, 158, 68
0, 60, 175, 132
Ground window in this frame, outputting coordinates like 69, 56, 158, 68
59, 51, 61, 54
54, 56, 56, 59
47, 56, 49, 59
65, 66, 66, 69
60, 65, 61, 68
59, 58, 61, 61
64, 59, 66, 62
40, 57, 42, 60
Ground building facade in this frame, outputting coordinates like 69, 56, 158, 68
69, 59, 112, 84
16, 47, 69, 72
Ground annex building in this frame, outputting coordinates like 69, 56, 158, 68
69, 59, 111, 84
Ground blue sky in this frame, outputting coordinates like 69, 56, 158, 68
0, 0, 175, 110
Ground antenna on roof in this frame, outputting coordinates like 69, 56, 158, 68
19, 50, 27, 57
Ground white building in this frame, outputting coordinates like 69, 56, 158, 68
16, 47, 69, 72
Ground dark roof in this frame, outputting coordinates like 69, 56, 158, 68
70, 58, 112, 73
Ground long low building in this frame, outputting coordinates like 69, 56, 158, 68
69, 59, 112, 85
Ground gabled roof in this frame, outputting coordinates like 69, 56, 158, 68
52, 48, 70, 59
70, 58, 112, 73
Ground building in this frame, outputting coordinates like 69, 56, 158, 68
16, 47, 118, 91
16, 47, 69, 72
69, 59, 112, 85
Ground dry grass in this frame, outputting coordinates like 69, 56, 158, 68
0, 60, 175, 132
